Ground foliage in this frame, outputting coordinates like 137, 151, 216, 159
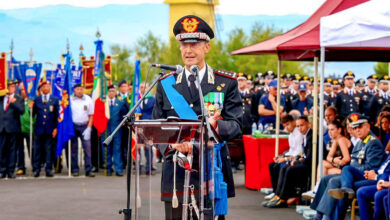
374, 62, 389, 77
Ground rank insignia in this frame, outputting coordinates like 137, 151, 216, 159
49, 105, 53, 112
84, 105, 88, 111
221, 83, 226, 88
217, 86, 222, 91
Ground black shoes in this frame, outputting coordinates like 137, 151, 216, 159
72, 172, 80, 177
116, 172, 124, 177
267, 198, 288, 208
86, 172, 95, 177
33, 171, 40, 178
46, 171, 54, 177
7, 172, 15, 179
0, 173, 6, 179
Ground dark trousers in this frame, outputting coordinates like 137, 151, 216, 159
340, 165, 365, 188
0, 131, 17, 175
100, 132, 123, 174
91, 126, 101, 169
16, 132, 30, 171
121, 127, 130, 168
33, 133, 54, 173
357, 185, 388, 220
275, 163, 309, 200
269, 162, 286, 192
384, 194, 390, 220
71, 124, 92, 173
144, 144, 153, 173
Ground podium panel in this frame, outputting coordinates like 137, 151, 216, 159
132, 119, 215, 220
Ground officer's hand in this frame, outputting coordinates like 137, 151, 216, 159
277, 157, 286, 164
28, 101, 34, 109
52, 128, 57, 138
171, 142, 193, 155
303, 107, 309, 116
273, 156, 279, 162
364, 170, 377, 180
377, 181, 388, 190
208, 111, 221, 130
82, 127, 92, 141
9, 97, 16, 104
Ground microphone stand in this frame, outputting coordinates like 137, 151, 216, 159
104, 69, 167, 220
191, 66, 217, 220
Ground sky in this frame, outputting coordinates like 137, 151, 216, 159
0, 0, 326, 15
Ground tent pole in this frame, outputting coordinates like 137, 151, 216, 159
318, 47, 326, 179
311, 57, 319, 189
275, 59, 281, 157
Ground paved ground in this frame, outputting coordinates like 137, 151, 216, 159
0, 165, 304, 220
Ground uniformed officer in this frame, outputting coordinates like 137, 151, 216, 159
258, 80, 285, 128
152, 14, 241, 219
335, 71, 361, 119
355, 78, 366, 92
237, 73, 253, 134
70, 83, 95, 177
373, 75, 390, 120
30, 81, 59, 177
291, 82, 313, 116
117, 80, 131, 168
360, 74, 378, 123
324, 77, 336, 107
332, 79, 341, 94
0, 80, 25, 178
102, 85, 127, 176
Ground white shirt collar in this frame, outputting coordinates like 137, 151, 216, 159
120, 92, 128, 97
184, 64, 206, 87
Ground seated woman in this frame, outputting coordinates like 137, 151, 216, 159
323, 120, 352, 176
377, 113, 390, 152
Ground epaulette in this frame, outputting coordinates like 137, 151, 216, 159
117, 96, 123, 101
370, 136, 376, 141
159, 72, 176, 81
214, 69, 237, 80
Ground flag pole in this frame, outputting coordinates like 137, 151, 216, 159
68, 141, 71, 177
29, 48, 34, 168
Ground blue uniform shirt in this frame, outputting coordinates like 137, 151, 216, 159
258, 94, 285, 126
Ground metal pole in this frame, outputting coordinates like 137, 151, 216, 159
318, 47, 326, 178
68, 141, 71, 177
29, 106, 33, 171
311, 57, 319, 189
275, 59, 281, 157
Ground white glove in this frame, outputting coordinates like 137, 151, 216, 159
82, 127, 92, 141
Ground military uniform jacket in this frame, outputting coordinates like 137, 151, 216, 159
373, 91, 390, 120
152, 64, 242, 201
335, 88, 361, 119
33, 95, 59, 136
359, 88, 377, 123
107, 98, 127, 134
0, 94, 25, 133
239, 90, 253, 133
350, 132, 385, 173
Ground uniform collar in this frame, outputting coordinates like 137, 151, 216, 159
120, 92, 128, 97
72, 94, 86, 100
176, 63, 214, 85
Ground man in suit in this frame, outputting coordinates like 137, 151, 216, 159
102, 85, 127, 176
30, 81, 59, 177
266, 116, 312, 208
152, 15, 242, 219
0, 80, 25, 178
311, 113, 384, 220
139, 82, 156, 175
117, 80, 131, 168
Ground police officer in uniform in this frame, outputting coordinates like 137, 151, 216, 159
335, 71, 361, 119
373, 75, 390, 120
360, 74, 378, 123
30, 81, 59, 177
117, 80, 132, 167
0, 80, 25, 178
237, 73, 253, 134
152, 15, 241, 219
323, 77, 336, 107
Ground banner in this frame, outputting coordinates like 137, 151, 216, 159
56, 53, 75, 157
0, 53, 7, 96
21, 62, 42, 100
8, 56, 23, 82
71, 65, 83, 88
81, 56, 111, 95
131, 59, 142, 114
52, 64, 66, 100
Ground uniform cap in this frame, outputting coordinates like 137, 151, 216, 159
173, 15, 214, 43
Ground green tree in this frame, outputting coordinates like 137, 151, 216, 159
110, 45, 133, 84
374, 62, 389, 77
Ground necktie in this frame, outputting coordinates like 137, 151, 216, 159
44, 95, 47, 104
4, 96, 10, 111
188, 74, 198, 99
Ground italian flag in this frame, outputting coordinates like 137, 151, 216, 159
92, 40, 109, 136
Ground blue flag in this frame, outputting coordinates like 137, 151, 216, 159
131, 59, 142, 114
56, 53, 75, 157
52, 64, 66, 100
71, 65, 83, 88
8, 57, 23, 81
20, 63, 42, 100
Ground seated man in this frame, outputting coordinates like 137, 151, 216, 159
265, 116, 312, 208
310, 113, 385, 220
267, 114, 303, 200
357, 151, 390, 220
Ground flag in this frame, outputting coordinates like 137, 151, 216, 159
0, 53, 7, 96
52, 64, 66, 99
130, 59, 142, 161
20, 62, 42, 100
92, 40, 110, 136
8, 56, 23, 82
56, 53, 75, 157
71, 65, 83, 88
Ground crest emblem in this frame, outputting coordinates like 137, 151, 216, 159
350, 113, 359, 122
181, 18, 200, 33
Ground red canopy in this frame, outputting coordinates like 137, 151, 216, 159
230, 0, 379, 61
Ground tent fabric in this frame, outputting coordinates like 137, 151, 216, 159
230, 0, 368, 58
320, 0, 390, 48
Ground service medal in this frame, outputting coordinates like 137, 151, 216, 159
49, 105, 53, 112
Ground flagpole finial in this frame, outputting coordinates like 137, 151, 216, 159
96, 28, 101, 40
10, 39, 14, 53
79, 44, 84, 56
29, 48, 33, 63
66, 38, 70, 53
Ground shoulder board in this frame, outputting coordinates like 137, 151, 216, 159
159, 72, 176, 81
370, 136, 376, 141
214, 70, 237, 79
117, 96, 123, 100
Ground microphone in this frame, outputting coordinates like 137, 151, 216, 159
190, 65, 199, 76
152, 64, 183, 73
